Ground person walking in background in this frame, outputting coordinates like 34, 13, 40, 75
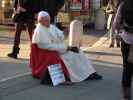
41, 0, 65, 24
113, 0, 133, 99
8, 0, 41, 59
106, 0, 121, 47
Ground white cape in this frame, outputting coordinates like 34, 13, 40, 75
32, 24, 96, 82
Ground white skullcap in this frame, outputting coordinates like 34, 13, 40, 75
38, 11, 50, 19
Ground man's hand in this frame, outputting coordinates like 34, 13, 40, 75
17, 7, 26, 13
13, 8, 18, 14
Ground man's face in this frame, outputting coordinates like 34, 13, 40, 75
39, 16, 50, 27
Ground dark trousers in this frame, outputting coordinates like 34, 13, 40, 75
14, 22, 35, 47
121, 40, 133, 87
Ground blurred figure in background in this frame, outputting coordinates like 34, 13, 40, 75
8, 0, 41, 59
113, 0, 133, 99
41, 0, 65, 24
106, 0, 121, 47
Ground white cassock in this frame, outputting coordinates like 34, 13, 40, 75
32, 24, 96, 82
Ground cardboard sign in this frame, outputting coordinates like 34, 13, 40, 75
48, 64, 66, 86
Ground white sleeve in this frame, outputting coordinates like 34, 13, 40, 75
38, 43, 67, 53
54, 25, 64, 41
32, 25, 51, 44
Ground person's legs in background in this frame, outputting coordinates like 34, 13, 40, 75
27, 22, 35, 41
121, 40, 132, 100
109, 27, 121, 48
109, 27, 115, 47
116, 38, 121, 47
8, 23, 24, 59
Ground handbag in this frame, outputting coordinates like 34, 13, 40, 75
12, 12, 26, 23
48, 64, 66, 86
128, 45, 133, 63
12, 0, 25, 23
12, 12, 20, 22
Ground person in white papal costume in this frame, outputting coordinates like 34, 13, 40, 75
31, 11, 102, 83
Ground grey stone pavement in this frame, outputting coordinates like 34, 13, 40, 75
0, 25, 127, 100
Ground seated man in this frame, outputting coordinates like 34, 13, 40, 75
30, 11, 102, 84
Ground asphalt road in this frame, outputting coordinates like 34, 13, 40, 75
1, 64, 124, 100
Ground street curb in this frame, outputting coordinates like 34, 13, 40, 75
93, 60, 122, 68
